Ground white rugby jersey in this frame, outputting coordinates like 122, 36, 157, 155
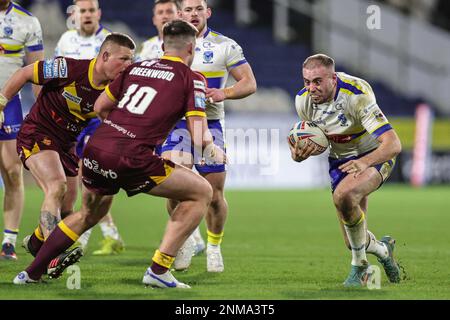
0, 1, 43, 88
295, 72, 393, 159
54, 25, 110, 59
136, 35, 163, 62
192, 28, 248, 120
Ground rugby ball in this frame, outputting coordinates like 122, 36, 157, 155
288, 121, 328, 155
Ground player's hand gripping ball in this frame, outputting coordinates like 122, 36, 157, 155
288, 121, 328, 155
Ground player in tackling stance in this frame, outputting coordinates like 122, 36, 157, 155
13, 20, 225, 288
0, 33, 135, 277
290, 54, 402, 287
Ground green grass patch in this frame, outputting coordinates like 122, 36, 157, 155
0, 185, 449, 299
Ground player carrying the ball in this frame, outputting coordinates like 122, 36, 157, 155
290, 54, 402, 287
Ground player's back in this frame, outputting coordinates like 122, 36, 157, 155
90, 57, 206, 157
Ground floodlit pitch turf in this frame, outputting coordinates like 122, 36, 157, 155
0, 185, 449, 299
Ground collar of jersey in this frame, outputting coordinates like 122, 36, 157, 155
4, 2, 13, 15
88, 58, 107, 90
161, 56, 184, 63
203, 27, 211, 38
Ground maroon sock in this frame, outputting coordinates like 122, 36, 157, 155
28, 233, 44, 256
26, 225, 75, 280
151, 262, 169, 275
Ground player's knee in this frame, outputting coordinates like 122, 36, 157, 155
200, 182, 213, 206
47, 180, 67, 202
2, 166, 23, 189
333, 191, 358, 214
210, 188, 226, 211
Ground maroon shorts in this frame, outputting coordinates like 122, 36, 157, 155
81, 144, 175, 197
16, 123, 79, 177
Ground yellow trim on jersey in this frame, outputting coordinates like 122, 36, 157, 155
161, 55, 183, 63
88, 58, 106, 90
200, 71, 226, 78
0, 43, 24, 51
33, 61, 39, 84
340, 78, 366, 94
63, 82, 86, 121
209, 31, 220, 37
340, 88, 358, 96
185, 111, 206, 118
150, 162, 174, 185
57, 221, 79, 242
1, 53, 21, 57
12, 6, 30, 16
105, 85, 117, 102
22, 143, 40, 159
368, 122, 390, 135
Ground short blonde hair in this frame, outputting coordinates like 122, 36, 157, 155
73, 0, 99, 8
303, 53, 335, 70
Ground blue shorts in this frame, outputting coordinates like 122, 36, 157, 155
160, 119, 226, 174
329, 150, 396, 193
76, 118, 101, 158
0, 95, 23, 140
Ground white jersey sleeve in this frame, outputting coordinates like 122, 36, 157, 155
136, 36, 163, 62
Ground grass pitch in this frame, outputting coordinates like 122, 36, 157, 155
0, 184, 449, 300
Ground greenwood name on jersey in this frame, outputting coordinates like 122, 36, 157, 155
295, 72, 393, 159
90, 56, 207, 157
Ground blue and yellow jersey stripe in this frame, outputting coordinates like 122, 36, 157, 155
297, 87, 308, 97
334, 77, 364, 99
9, 2, 32, 16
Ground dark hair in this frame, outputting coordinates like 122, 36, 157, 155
163, 19, 197, 49
100, 32, 136, 52
303, 53, 335, 70
175, 0, 207, 10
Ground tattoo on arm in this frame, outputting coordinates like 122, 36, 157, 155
40, 211, 59, 233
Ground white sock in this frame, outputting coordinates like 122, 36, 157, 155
192, 227, 205, 245
100, 222, 120, 240
2, 230, 18, 246
78, 228, 92, 249
366, 230, 388, 259
344, 213, 368, 266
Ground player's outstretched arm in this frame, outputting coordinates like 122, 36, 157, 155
25, 50, 44, 98
339, 130, 402, 177
0, 63, 35, 119
186, 115, 226, 165
205, 63, 257, 103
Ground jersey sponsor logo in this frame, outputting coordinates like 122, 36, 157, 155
83, 157, 118, 180
338, 113, 349, 127
202, 41, 215, 49
373, 111, 387, 123
193, 80, 206, 91
195, 91, 206, 109
58, 58, 68, 78
43, 58, 68, 79
327, 134, 353, 143
62, 90, 82, 104
203, 51, 214, 64
3, 26, 13, 37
